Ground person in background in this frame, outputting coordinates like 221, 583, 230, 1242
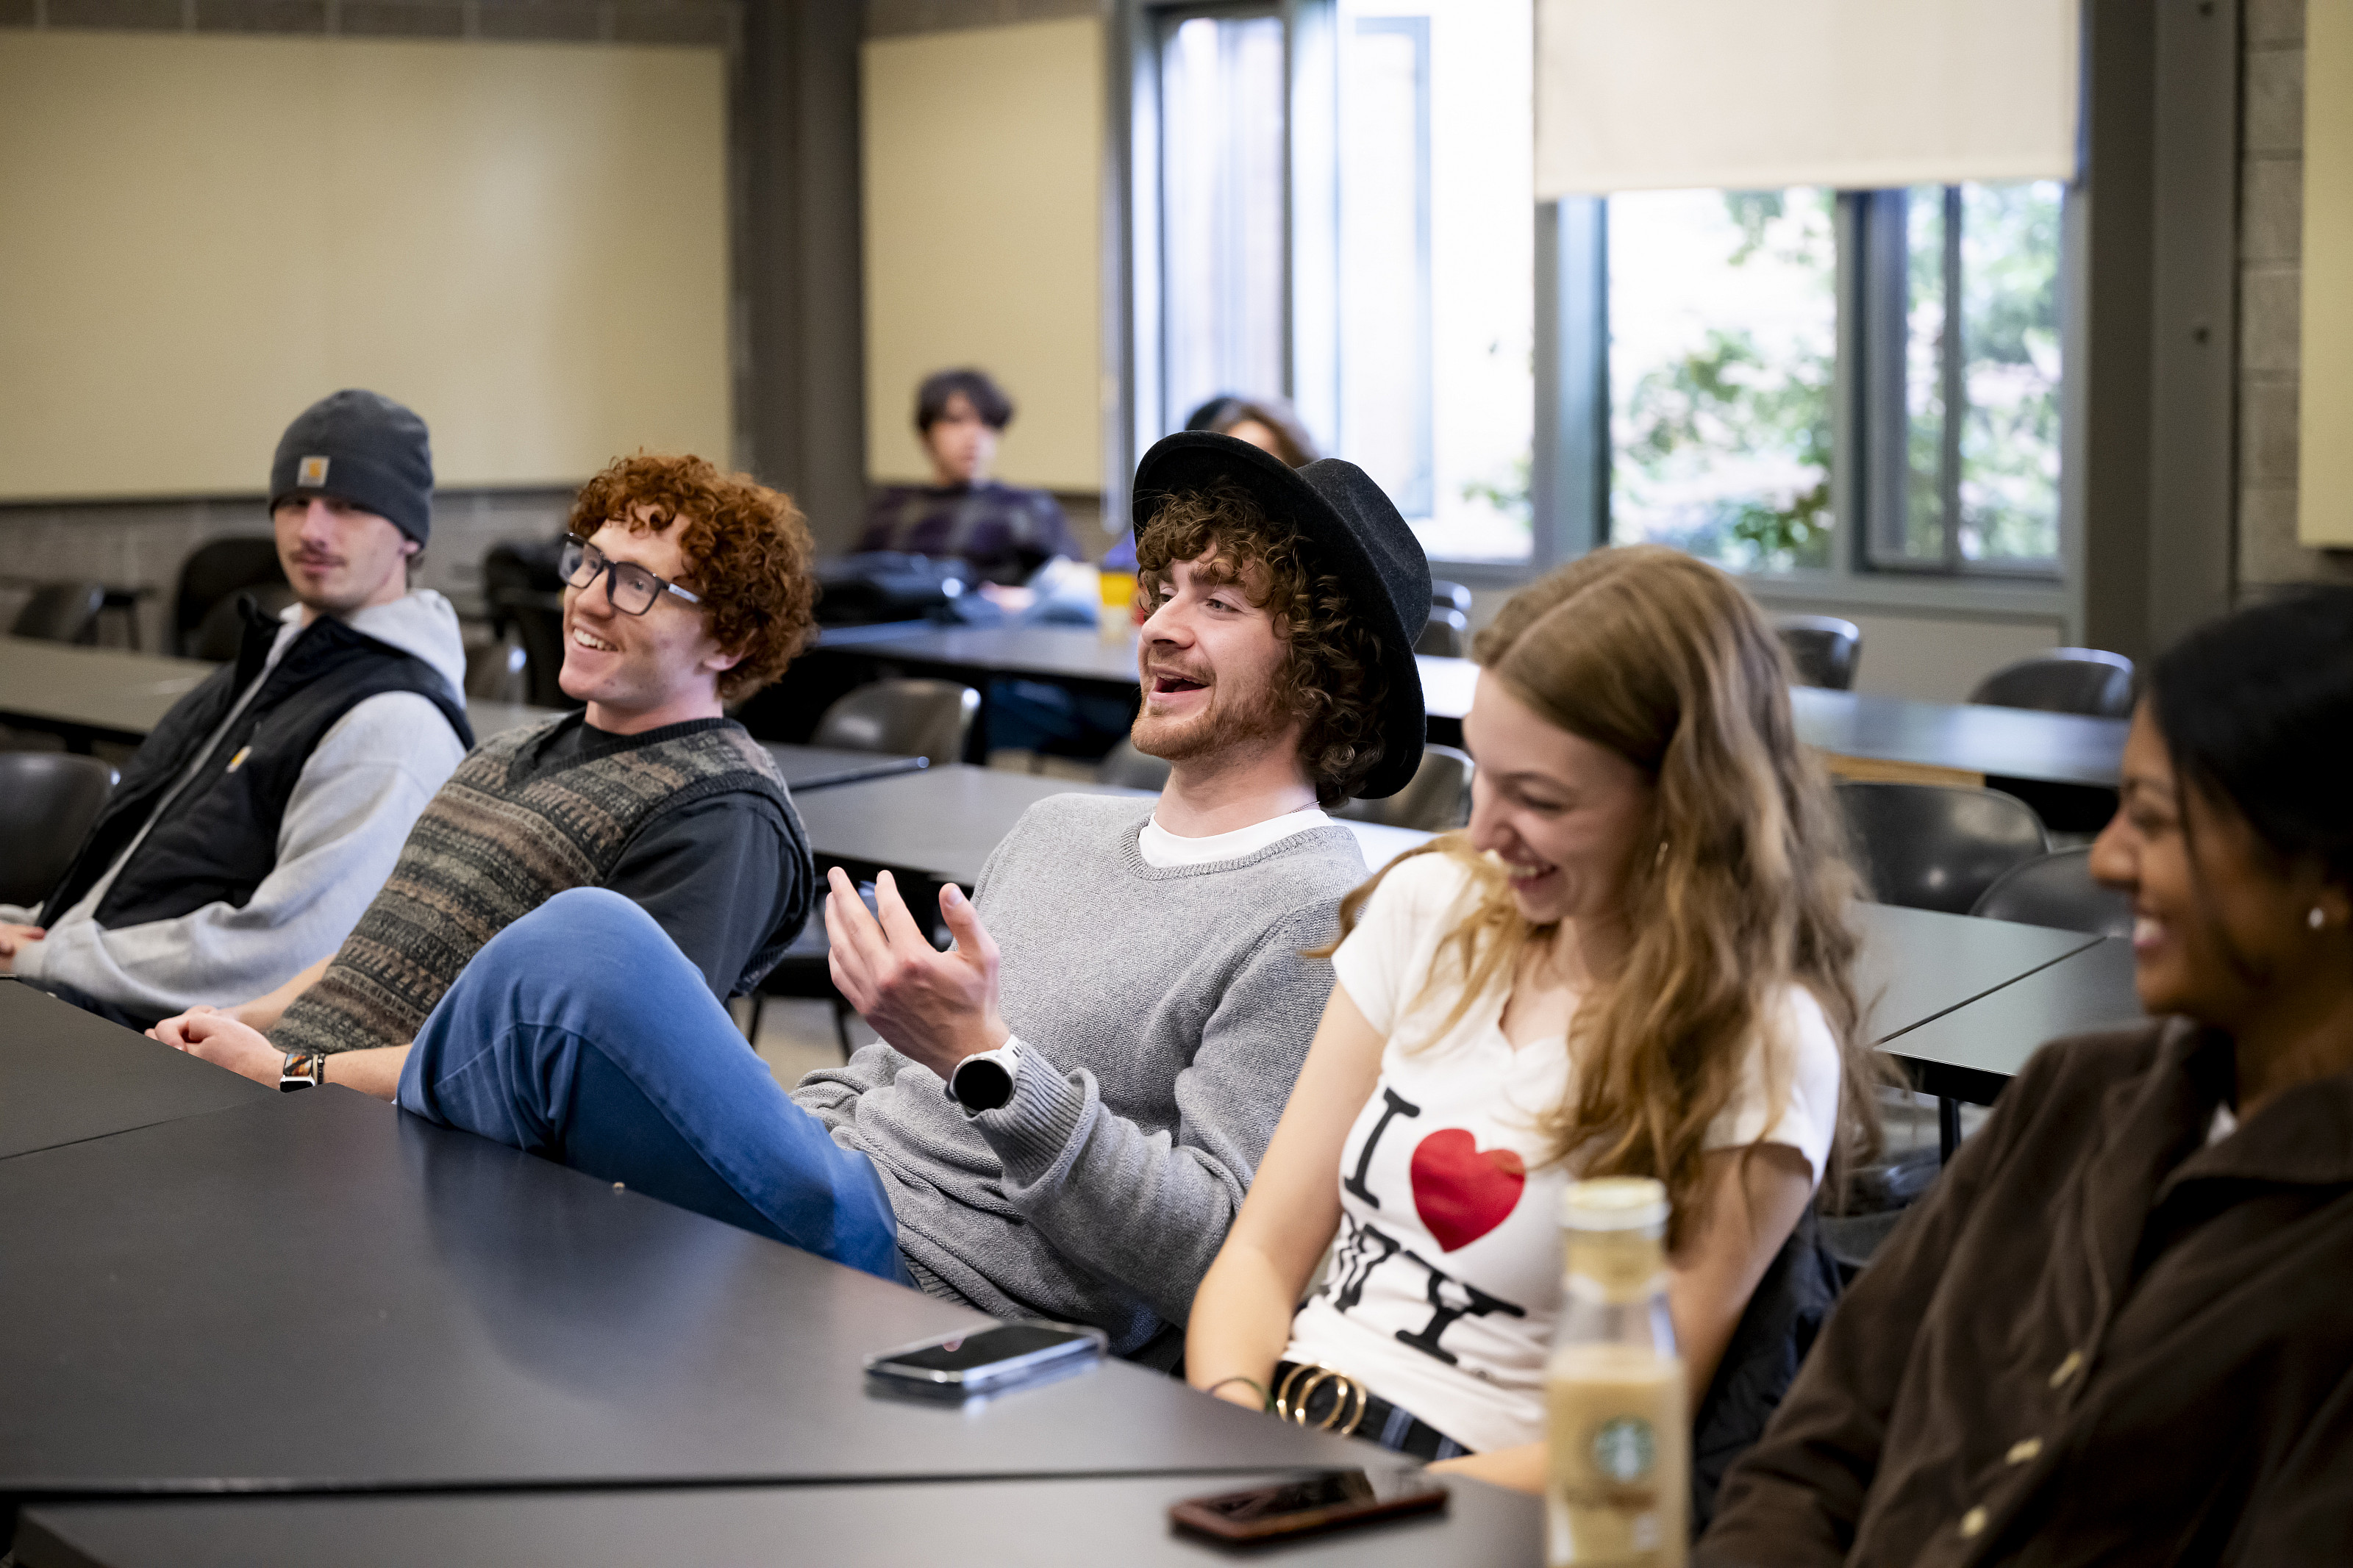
1187, 546, 1882, 1530
1698, 585, 2353, 1567
153, 453, 818, 1098
299, 433, 1428, 1363
1185, 393, 1321, 468
854, 367, 1082, 591
0, 390, 471, 1030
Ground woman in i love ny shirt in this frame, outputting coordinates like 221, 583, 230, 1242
1186, 545, 1888, 1503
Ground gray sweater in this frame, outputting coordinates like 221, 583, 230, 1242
792, 794, 1365, 1354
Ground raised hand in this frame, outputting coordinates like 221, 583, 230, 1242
822, 866, 1007, 1077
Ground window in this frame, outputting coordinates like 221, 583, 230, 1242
1157, 10, 1289, 429
1604, 181, 2065, 578
1126, 7, 2068, 579
1129, 0, 1535, 565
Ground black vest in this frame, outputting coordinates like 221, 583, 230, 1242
39, 601, 474, 931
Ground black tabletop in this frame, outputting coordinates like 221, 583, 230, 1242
1879, 935, 2144, 1104
794, 765, 1429, 889
15, 1471, 1540, 1568
760, 742, 927, 792
0, 1089, 1377, 1505
0, 981, 266, 1161
1790, 686, 2128, 789
1852, 902, 2099, 1052
0, 637, 565, 747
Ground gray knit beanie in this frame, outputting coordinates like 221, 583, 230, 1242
269, 390, 434, 545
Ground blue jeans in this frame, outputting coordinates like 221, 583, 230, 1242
398, 888, 910, 1285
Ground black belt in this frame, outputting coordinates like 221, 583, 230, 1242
1271, 1360, 1469, 1464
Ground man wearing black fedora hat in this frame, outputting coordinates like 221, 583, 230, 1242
376, 432, 1433, 1355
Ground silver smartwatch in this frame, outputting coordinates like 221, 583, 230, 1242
278, 1049, 326, 1092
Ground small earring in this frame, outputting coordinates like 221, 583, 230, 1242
2312, 906, 2329, 931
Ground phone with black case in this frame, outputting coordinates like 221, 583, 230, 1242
1168, 1466, 1449, 1543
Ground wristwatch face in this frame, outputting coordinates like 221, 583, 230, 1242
953, 1056, 1014, 1111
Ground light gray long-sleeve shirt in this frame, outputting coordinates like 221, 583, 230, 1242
4, 592, 470, 1018
791, 793, 1365, 1355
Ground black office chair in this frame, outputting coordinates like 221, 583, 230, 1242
185, 584, 302, 662
1775, 615, 1861, 690
1969, 848, 2133, 938
0, 753, 118, 906
1837, 781, 2049, 915
1096, 737, 1172, 792
1968, 648, 2135, 718
1336, 745, 1474, 831
10, 581, 108, 645
483, 539, 578, 709
1432, 579, 1474, 617
810, 679, 979, 769
173, 537, 288, 657
1416, 607, 1469, 658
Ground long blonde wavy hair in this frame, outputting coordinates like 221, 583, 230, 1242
1329, 546, 1886, 1245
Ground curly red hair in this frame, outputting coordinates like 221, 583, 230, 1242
568, 453, 816, 702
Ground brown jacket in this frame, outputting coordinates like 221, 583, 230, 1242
1699, 1018, 2353, 1567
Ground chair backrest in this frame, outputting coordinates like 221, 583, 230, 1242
813, 679, 980, 767
1969, 848, 2134, 938
1836, 780, 2049, 914
185, 583, 302, 663
10, 581, 107, 645
1415, 606, 1468, 659
1967, 648, 2135, 718
1096, 737, 1173, 792
0, 753, 118, 906
1431, 579, 1474, 617
173, 537, 287, 656
1335, 744, 1474, 831
488, 591, 576, 709
1775, 614, 1861, 690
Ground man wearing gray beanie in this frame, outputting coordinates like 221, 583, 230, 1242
0, 390, 473, 1029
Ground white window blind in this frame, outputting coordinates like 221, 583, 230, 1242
1534, 0, 2079, 198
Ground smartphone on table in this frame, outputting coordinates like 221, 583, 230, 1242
1168, 1465, 1449, 1543
863, 1320, 1107, 1393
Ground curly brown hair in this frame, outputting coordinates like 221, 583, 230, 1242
568, 453, 817, 703
1133, 482, 1388, 806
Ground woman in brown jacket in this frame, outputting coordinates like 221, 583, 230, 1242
1698, 585, 2353, 1567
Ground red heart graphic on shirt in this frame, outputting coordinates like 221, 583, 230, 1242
1408, 1128, 1527, 1252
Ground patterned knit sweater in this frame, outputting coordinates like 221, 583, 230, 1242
273, 715, 792, 1056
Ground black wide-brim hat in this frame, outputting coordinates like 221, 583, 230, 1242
1132, 432, 1431, 798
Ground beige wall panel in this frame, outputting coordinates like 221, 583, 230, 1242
863, 17, 1104, 493
2302, 0, 2353, 545
0, 32, 729, 500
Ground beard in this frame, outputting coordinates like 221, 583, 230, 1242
1131, 670, 1294, 764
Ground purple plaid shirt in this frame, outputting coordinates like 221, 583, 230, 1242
854, 482, 1080, 585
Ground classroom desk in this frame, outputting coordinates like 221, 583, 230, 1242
1791, 687, 2128, 830
0, 1088, 1379, 1511
0, 637, 572, 752
13, 1472, 1540, 1568
1878, 935, 2143, 1108
0, 980, 265, 1161
1853, 903, 2100, 1050
794, 766, 1432, 892
761, 743, 927, 792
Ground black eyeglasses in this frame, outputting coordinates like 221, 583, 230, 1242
560, 536, 703, 617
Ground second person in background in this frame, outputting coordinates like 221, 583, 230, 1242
1186, 545, 1886, 1528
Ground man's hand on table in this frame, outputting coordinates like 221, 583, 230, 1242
823, 867, 1009, 1078
0, 922, 43, 973
150, 1006, 284, 1086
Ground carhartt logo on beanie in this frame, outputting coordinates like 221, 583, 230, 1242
270, 390, 434, 546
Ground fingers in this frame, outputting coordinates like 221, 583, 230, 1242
149, 1006, 213, 1051
822, 867, 882, 1006
936, 884, 999, 968
871, 870, 931, 952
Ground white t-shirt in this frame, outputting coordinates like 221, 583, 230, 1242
1136, 807, 1333, 867
1279, 852, 1843, 1455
